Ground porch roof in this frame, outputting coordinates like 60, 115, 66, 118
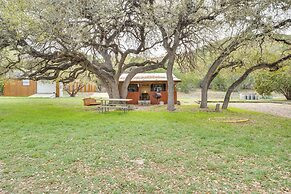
119, 73, 181, 82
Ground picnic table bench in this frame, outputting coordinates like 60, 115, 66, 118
98, 98, 133, 113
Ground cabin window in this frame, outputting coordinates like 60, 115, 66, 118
22, 80, 30, 86
151, 84, 166, 92
128, 84, 139, 92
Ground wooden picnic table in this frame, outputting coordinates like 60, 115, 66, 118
100, 98, 132, 113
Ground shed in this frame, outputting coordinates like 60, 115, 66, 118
3, 80, 63, 97
119, 73, 181, 105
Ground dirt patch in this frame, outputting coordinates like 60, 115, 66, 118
229, 103, 291, 118
209, 117, 250, 123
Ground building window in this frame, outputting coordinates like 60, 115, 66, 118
128, 84, 139, 92
151, 84, 166, 92
22, 80, 30, 86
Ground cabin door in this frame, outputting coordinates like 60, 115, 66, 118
139, 84, 150, 101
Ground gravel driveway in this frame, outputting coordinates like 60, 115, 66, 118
229, 103, 291, 118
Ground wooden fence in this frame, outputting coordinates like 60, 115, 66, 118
4, 80, 99, 96
66, 82, 99, 93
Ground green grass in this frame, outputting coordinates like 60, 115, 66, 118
0, 97, 290, 193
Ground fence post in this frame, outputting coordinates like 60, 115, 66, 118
215, 104, 220, 112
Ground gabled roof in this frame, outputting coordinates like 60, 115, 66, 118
119, 73, 181, 82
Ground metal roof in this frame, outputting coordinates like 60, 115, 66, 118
119, 73, 181, 82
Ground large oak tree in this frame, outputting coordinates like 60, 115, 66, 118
0, 0, 167, 98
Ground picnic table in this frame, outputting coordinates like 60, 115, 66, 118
99, 98, 132, 113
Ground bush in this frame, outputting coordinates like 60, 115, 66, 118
211, 75, 227, 91
254, 73, 274, 96
176, 72, 201, 93
255, 66, 291, 100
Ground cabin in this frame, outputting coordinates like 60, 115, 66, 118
119, 73, 181, 105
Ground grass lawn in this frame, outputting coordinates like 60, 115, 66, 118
0, 97, 290, 193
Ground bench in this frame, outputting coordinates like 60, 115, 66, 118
83, 98, 101, 106
98, 98, 133, 113
97, 105, 130, 113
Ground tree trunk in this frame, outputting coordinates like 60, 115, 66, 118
120, 71, 139, 99
222, 65, 264, 109
200, 58, 225, 108
222, 86, 236, 109
281, 89, 291, 100
200, 82, 209, 108
167, 53, 176, 111
120, 82, 130, 99
107, 82, 120, 98
120, 74, 134, 99
101, 77, 120, 99
200, 73, 218, 108
200, 40, 243, 108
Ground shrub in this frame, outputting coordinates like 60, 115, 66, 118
176, 72, 201, 93
211, 75, 227, 91
255, 66, 291, 100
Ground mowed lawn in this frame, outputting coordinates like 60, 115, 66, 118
0, 98, 290, 193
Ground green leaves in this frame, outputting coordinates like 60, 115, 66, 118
254, 71, 275, 96
255, 65, 291, 99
